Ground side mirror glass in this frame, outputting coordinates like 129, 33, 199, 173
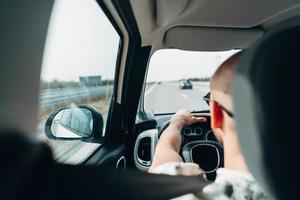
52, 107, 93, 138
45, 105, 103, 142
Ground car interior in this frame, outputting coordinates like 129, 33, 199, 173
1, 0, 299, 199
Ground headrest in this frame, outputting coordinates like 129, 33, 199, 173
0, 1, 53, 133
233, 18, 300, 199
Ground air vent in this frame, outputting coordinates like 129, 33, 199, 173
137, 136, 151, 166
134, 129, 158, 171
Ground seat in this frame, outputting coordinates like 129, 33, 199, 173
232, 18, 300, 199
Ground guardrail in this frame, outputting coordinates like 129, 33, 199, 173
39, 82, 209, 108
39, 85, 113, 108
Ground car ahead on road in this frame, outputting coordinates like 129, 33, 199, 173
180, 79, 193, 89
1, 0, 298, 199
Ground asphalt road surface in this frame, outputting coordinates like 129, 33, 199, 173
144, 81, 210, 114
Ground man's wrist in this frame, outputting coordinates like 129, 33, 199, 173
169, 121, 184, 130
160, 123, 183, 150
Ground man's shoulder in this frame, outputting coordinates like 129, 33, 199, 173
150, 162, 270, 200
203, 168, 269, 199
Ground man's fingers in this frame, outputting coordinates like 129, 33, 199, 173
192, 116, 207, 123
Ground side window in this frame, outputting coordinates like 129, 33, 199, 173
37, 0, 120, 159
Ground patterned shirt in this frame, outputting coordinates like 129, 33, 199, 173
151, 162, 270, 200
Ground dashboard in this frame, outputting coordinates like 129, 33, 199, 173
134, 114, 223, 180
181, 121, 218, 145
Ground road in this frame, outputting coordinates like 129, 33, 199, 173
144, 81, 210, 114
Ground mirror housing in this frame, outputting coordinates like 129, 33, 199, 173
44, 105, 104, 143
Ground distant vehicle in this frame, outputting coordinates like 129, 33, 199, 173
158, 81, 161, 84
180, 79, 193, 89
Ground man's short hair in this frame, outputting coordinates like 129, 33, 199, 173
210, 51, 242, 95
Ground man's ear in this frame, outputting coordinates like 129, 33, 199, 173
211, 101, 224, 129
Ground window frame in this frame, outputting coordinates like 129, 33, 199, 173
38, 0, 126, 163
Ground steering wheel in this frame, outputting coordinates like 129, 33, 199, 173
158, 118, 224, 180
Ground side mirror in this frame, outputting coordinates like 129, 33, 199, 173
45, 105, 104, 143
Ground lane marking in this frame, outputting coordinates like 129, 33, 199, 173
145, 83, 157, 96
181, 93, 189, 98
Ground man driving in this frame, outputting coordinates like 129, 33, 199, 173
149, 52, 269, 199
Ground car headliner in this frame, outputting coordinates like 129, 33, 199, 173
129, 0, 300, 52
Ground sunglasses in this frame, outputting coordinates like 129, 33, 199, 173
203, 92, 234, 118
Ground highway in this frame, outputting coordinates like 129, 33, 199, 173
144, 81, 210, 114
39, 81, 210, 163
39, 81, 209, 112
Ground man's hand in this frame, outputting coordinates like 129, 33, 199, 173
149, 110, 207, 172
170, 109, 207, 129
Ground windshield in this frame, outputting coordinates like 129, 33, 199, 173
144, 49, 239, 114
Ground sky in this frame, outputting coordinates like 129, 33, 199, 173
41, 0, 119, 82
147, 49, 239, 82
41, 0, 238, 83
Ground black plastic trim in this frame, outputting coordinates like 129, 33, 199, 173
95, 1, 124, 144
109, 1, 152, 168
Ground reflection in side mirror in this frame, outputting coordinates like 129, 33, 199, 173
51, 107, 93, 139
45, 105, 103, 142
